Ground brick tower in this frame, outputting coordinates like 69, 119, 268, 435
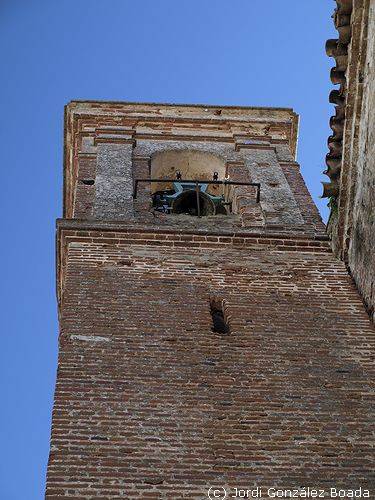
47, 102, 375, 498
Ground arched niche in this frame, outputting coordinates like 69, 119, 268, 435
150, 149, 226, 196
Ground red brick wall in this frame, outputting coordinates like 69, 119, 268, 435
46, 234, 375, 498
51, 102, 374, 498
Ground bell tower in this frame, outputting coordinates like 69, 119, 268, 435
47, 102, 375, 498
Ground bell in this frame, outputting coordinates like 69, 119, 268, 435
171, 189, 216, 216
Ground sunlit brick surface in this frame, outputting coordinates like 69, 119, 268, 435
47, 102, 375, 498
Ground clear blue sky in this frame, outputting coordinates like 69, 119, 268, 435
0, 1, 336, 498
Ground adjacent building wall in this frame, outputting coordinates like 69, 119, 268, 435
325, 0, 375, 318
349, 0, 375, 317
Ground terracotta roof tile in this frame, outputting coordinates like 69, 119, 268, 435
322, 0, 353, 197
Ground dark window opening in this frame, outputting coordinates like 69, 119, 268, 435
81, 179, 95, 185
210, 299, 230, 335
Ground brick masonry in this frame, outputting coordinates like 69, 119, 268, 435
47, 102, 375, 498
326, 0, 375, 319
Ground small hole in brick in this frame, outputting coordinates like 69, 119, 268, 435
81, 179, 95, 185
203, 358, 217, 366
210, 298, 230, 335
144, 477, 164, 485
90, 435, 108, 441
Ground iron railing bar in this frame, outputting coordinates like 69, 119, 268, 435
132, 178, 261, 202
195, 181, 201, 218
